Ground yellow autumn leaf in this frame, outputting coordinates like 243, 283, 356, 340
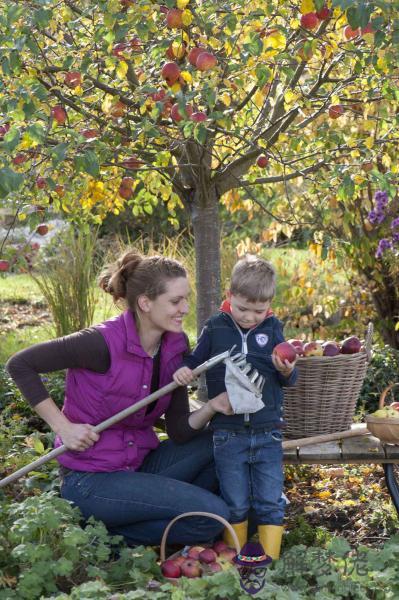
18, 213, 27, 221
317, 490, 331, 499
377, 55, 388, 73
353, 174, 365, 184
170, 82, 181, 94
180, 70, 192, 84
253, 90, 265, 108
341, 499, 357, 506
102, 95, 114, 114
225, 39, 233, 56
177, 0, 190, 7
300, 0, 315, 14
172, 40, 186, 59
265, 31, 286, 50
182, 9, 193, 26
304, 505, 318, 513
220, 92, 231, 107
364, 136, 374, 149
284, 90, 299, 106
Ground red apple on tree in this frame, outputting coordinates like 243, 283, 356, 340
0, 260, 10, 272
161, 62, 181, 86
54, 184, 65, 197
344, 26, 360, 40
188, 47, 204, 67
166, 8, 183, 29
171, 103, 193, 122
273, 342, 297, 364
122, 156, 143, 169
51, 105, 67, 125
196, 52, 218, 71
191, 111, 207, 122
316, 6, 330, 20
81, 128, 100, 140
300, 13, 319, 30
12, 153, 28, 165
0, 123, 10, 139
64, 71, 82, 88
36, 224, 49, 236
110, 101, 127, 118
256, 154, 269, 168
36, 177, 47, 189
328, 104, 344, 119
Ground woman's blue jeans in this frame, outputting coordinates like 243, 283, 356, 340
60, 430, 230, 546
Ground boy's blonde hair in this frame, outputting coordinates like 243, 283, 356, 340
230, 255, 276, 302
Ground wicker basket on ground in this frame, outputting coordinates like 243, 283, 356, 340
283, 323, 373, 439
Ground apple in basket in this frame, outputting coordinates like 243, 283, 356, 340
390, 402, 399, 411
199, 548, 218, 563
161, 559, 182, 578
322, 341, 340, 357
187, 545, 206, 560
303, 341, 323, 357
273, 342, 297, 363
287, 339, 305, 356
370, 407, 399, 419
180, 558, 203, 578
340, 336, 361, 354
212, 540, 229, 554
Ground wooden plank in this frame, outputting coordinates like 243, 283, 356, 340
297, 441, 341, 462
383, 444, 399, 459
341, 435, 385, 460
283, 447, 300, 463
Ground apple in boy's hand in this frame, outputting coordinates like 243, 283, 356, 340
273, 342, 297, 364
287, 339, 305, 356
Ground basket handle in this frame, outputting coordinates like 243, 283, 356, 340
379, 383, 399, 409
364, 322, 373, 362
159, 511, 241, 562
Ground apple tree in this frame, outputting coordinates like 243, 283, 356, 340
0, 0, 398, 333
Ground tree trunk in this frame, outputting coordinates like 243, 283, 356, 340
371, 284, 399, 349
190, 186, 221, 334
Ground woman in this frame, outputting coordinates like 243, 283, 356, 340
6, 250, 232, 546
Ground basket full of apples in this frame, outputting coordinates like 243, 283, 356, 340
159, 511, 241, 584
366, 383, 399, 444
279, 323, 373, 439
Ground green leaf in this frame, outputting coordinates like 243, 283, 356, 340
255, 65, 272, 87
346, 6, 360, 29
50, 143, 69, 167
0, 167, 24, 197
33, 438, 45, 454
32, 9, 52, 28
194, 124, 207, 145
74, 151, 100, 177
3, 127, 21, 152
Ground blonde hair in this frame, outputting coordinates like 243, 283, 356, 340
230, 255, 276, 302
98, 249, 187, 312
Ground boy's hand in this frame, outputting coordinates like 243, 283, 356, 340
272, 352, 297, 377
173, 366, 195, 386
209, 392, 234, 416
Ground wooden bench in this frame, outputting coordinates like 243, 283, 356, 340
283, 425, 399, 515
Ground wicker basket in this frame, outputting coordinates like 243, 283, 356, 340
366, 383, 399, 444
283, 323, 373, 439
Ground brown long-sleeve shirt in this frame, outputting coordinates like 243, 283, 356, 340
5, 328, 199, 444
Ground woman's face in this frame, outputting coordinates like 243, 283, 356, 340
142, 277, 190, 333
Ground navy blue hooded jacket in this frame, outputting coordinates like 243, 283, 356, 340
184, 310, 297, 430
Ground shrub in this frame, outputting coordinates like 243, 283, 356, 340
358, 345, 399, 414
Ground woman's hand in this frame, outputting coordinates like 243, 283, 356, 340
57, 422, 100, 452
209, 391, 234, 416
272, 352, 297, 377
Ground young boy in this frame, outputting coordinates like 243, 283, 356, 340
173, 255, 297, 559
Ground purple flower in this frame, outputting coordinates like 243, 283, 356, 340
368, 209, 385, 224
374, 190, 389, 206
391, 217, 399, 229
375, 238, 392, 258
392, 232, 399, 244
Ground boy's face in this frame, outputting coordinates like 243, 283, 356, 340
228, 292, 271, 329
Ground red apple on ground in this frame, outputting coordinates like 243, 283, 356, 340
322, 341, 340, 357
161, 559, 182, 578
256, 154, 269, 168
0, 260, 10, 272
188, 47, 204, 67
196, 52, 218, 71
180, 559, 202, 578
191, 111, 207, 122
187, 546, 206, 560
161, 62, 181, 86
212, 540, 229, 554
328, 104, 344, 119
171, 103, 193, 122
303, 341, 323, 357
287, 339, 305, 356
36, 224, 49, 236
166, 8, 183, 29
199, 548, 217, 564
273, 342, 297, 364
64, 71, 82, 88
51, 105, 67, 125
340, 336, 361, 354
300, 13, 319, 30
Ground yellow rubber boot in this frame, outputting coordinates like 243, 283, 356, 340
258, 525, 284, 560
223, 520, 248, 550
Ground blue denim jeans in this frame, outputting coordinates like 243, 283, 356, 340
213, 428, 285, 525
60, 430, 230, 546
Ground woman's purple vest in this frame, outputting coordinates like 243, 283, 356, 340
55, 311, 188, 472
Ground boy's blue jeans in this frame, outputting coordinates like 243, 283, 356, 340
60, 430, 230, 546
213, 427, 285, 525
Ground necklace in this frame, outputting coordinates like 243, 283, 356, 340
149, 341, 161, 358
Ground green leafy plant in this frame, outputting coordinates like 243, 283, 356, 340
358, 345, 399, 414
